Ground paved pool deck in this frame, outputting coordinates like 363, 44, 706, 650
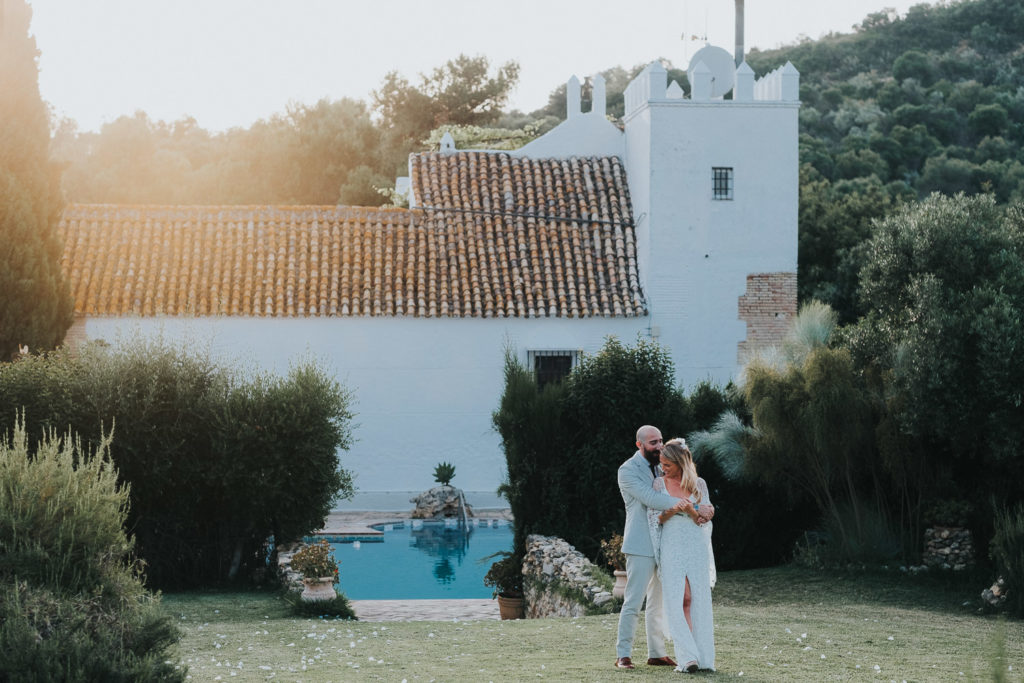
349, 598, 500, 621
319, 501, 512, 622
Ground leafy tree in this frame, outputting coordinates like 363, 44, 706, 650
892, 49, 937, 85
373, 55, 520, 173
0, 0, 73, 358
967, 102, 1009, 139
798, 165, 896, 321
845, 193, 1024, 510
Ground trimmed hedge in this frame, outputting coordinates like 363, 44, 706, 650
0, 337, 354, 589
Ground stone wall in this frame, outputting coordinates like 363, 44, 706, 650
523, 534, 617, 618
275, 542, 305, 591
923, 526, 975, 571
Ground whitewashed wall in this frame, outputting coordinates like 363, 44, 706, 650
80, 316, 650, 496
624, 60, 799, 383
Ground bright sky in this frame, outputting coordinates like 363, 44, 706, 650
30, 0, 928, 133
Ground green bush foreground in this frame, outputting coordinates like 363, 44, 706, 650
0, 417, 183, 681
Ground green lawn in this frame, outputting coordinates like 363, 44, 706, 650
161, 567, 1021, 682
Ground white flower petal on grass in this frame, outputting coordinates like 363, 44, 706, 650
785, 628, 792, 634
887, 636, 894, 641
820, 655, 825, 659
286, 643, 295, 647
801, 633, 807, 638
874, 665, 881, 671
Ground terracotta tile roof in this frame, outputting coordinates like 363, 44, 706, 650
59, 153, 646, 318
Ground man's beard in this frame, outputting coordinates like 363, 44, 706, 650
641, 445, 660, 464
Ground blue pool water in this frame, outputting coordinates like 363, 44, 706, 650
328, 520, 513, 599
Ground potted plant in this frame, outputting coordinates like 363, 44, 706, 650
483, 551, 525, 619
600, 533, 628, 599
290, 539, 340, 602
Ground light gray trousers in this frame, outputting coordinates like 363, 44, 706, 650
615, 553, 667, 659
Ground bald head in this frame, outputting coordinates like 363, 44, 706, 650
636, 425, 659, 443
636, 425, 663, 461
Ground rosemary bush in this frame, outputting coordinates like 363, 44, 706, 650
0, 416, 182, 681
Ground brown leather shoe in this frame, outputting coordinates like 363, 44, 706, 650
647, 656, 677, 666
614, 657, 635, 669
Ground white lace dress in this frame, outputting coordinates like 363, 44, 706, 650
648, 477, 716, 671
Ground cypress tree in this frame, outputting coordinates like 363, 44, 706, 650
0, 0, 72, 359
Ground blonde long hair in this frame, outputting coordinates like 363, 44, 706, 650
662, 438, 701, 503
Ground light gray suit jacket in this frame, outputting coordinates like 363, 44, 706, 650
618, 450, 681, 557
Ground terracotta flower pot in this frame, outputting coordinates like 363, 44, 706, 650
301, 576, 337, 602
496, 594, 525, 620
613, 569, 627, 599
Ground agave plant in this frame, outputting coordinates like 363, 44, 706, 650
433, 461, 456, 486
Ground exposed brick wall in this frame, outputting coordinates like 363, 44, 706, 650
62, 316, 88, 351
737, 272, 797, 364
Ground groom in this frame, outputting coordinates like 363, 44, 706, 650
614, 425, 686, 669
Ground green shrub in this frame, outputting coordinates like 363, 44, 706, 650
282, 589, 356, 619
0, 336, 355, 589
482, 551, 524, 598
0, 416, 183, 681
0, 418, 127, 593
990, 504, 1024, 617
433, 461, 456, 486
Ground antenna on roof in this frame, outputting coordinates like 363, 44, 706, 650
735, 0, 745, 66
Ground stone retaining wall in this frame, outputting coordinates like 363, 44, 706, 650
523, 534, 618, 618
923, 526, 975, 571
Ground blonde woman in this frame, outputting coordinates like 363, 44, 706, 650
648, 438, 716, 672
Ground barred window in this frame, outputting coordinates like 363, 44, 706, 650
712, 167, 734, 200
528, 350, 579, 389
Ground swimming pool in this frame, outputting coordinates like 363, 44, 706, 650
327, 519, 514, 600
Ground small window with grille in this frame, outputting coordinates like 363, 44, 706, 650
528, 350, 578, 389
712, 167, 734, 200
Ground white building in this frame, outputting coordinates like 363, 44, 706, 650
59, 54, 799, 502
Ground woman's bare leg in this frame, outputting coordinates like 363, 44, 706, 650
683, 577, 693, 631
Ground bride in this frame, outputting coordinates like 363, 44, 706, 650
648, 438, 716, 672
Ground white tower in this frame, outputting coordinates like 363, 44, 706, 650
623, 53, 800, 384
